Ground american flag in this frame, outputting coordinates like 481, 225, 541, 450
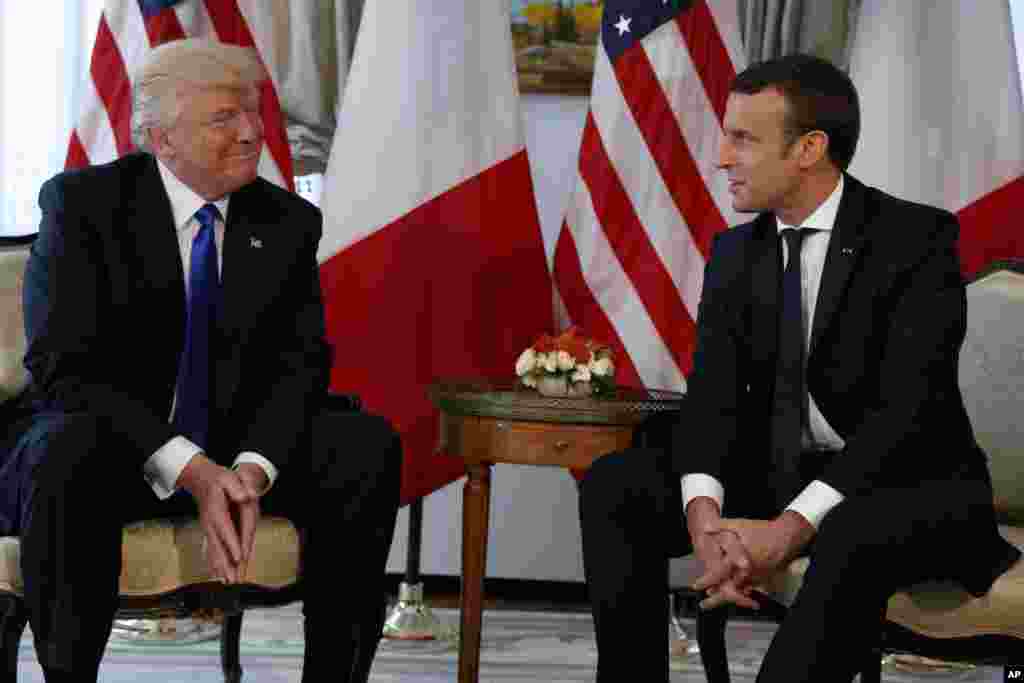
65, 0, 292, 191
552, 0, 745, 391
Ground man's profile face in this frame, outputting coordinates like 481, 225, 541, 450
718, 88, 803, 215
158, 84, 263, 200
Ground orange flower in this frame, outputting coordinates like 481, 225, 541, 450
532, 333, 557, 353
530, 327, 613, 365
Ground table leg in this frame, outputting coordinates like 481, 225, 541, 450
459, 462, 492, 683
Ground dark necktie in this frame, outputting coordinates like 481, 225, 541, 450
173, 203, 221, 450
771, 227, 808, 508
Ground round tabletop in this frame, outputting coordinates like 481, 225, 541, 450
428, 378, 686, 426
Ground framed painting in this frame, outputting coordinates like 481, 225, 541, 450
511, 1, 601, 96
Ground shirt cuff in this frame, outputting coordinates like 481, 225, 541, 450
785, 479, 844, 529
232, 452, 278, 494
144, 436, 201, 500
681, 473, 724, 514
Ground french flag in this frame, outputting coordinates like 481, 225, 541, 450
317, 1, 554, 504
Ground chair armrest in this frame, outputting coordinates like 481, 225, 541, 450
323, 391, 363, 413
0, 234, 37, 247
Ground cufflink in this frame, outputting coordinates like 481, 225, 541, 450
250, 237, 263, 249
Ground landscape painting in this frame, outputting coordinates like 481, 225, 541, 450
511, 1, 602, 96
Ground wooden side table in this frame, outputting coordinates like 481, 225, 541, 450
429, 379, 685, 683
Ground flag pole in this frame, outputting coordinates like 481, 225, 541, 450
382, 496, 448, 640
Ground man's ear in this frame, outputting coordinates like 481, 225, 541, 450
797, 130, 829, 169
147, 126, 174, 160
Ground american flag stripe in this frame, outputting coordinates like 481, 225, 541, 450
143, 5, 187, 43
579, 111, 699, 379
90, 17, 135, 156
553, 225, 645, 391
553, 0, 743, 392
613, 35, 724, 263
592, 77, 707, 323
562, 178, 687, 390
673, 2, 735, 122
67, 1, 292, 192
648, 20, 742, 233
208, 2, 293, 188
65, 75, 118, 168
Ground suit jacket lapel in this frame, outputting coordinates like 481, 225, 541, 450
809, 174, 869, 355
749, 213, 780, 372
216, 180, 276, 416
220, 180, 273, 345
128, 155, 185, 336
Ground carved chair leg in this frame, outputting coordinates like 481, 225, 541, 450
696, 605, 731, 683
0, 595, 27, 683
220, 610, 244, 683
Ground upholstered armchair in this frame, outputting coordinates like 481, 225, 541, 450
671, 260, 1024, 682
0, 235, 364, 683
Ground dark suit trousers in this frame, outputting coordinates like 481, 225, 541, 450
578, 447, 1012, 683
10, 408, 401, 683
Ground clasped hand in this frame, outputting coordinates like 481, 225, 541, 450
177, 455, 268, 584
687, 500, 815, 611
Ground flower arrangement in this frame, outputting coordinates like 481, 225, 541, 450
515, 327, 615, 397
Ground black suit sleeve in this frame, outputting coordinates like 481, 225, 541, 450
680, 231, 747, 484
820, 211, 967, 497
24, 174, 178, 461
234, 207, 330, 471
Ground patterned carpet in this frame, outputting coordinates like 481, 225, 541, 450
14, 604, 1005, 682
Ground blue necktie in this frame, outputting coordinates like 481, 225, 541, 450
771, 228, 808, 508
173, 203, 221, 450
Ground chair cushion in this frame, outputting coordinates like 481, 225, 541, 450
0, 246, 30, 404
960, 269, 1024, 524
0, 515, 300, 598
761, 525, 1024, 640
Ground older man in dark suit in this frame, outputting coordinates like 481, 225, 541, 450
0, 38, 401, 683
579, 54, 1020, 682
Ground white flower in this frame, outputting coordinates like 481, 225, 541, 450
541, 352, 558, 373
571, 365, 592, 383
522, 374, 538, 388
590, 356, 614, 377
556, 350, 575, 371
515, 348, 536, 376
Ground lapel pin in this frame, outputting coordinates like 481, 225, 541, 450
841, 247, 855, 256
250, 237, 263, 249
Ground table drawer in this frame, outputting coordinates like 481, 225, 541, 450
488, 419, 633, 468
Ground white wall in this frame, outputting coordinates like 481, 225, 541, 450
386, 93, 591, 581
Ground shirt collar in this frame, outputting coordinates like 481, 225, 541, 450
776, 174, 844, 234
155, 158, 231, 233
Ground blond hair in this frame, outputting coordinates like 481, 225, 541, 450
131, 38, 266, 150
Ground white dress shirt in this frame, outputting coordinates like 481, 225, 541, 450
682, 176, 847, 529
142, 160, 279, 499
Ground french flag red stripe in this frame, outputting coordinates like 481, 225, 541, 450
320, 151, 552, 504
957, 176, 1024, 279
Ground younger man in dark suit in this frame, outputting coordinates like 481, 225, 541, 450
579, 54, 1019, 682
0, 38, 401, 682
